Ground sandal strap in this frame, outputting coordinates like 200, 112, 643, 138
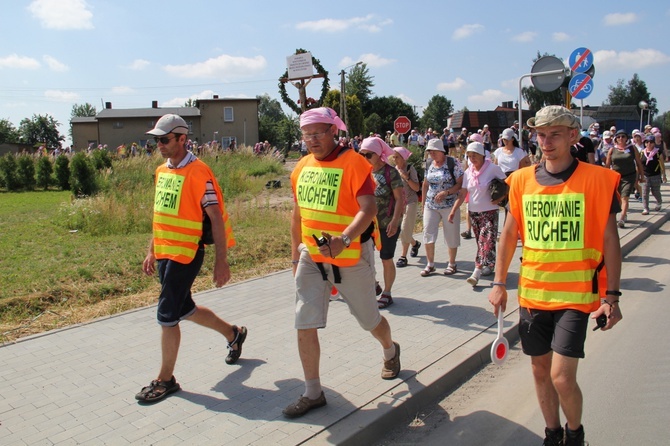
227, 326, 241, 350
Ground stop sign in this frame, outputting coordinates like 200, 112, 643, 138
394, 116, 411, 134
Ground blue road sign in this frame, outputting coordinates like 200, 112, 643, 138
569, 47, 593, 74
569, 74, 593, 99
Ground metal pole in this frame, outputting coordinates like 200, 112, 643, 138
580, 99, 583, 129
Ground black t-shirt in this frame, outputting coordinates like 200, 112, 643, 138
571, 136, 595, 162
535, 158, 620, 214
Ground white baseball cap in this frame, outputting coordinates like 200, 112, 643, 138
147, 114, 189, 136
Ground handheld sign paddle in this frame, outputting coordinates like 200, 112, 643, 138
490, 311, 509, 365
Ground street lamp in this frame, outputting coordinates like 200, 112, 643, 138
340, 61, 363, 136
639, 101, 648, 132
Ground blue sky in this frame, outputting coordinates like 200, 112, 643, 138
2, 0, 669, 145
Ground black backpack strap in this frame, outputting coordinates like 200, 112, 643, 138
315, 262, 342, 284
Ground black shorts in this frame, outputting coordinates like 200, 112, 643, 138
156, 247, 205, 326
378, 227, 400, 260
518, 307, 589, 358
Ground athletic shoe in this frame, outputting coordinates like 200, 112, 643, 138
543, 426, 565, 446
642, 209, 649, 215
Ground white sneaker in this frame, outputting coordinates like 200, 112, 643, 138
466, 275, 479, 286
642, 209, 649, 215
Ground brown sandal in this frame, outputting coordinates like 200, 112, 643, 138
135, 376, 180, 403
378, 293, 394, 309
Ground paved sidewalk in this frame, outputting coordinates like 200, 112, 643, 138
1, 187, 668, 445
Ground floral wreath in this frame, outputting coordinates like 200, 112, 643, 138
278, 49, 329, 115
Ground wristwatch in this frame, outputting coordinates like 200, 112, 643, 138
341, 233, 351, 248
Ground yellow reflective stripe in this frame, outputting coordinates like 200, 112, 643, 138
155, 230, 200, 244
519, 285, 596, 305
155, 244, 197, 259
301, 208, 354, 225
154, 214, 201, 230
521, 267, 593, 284
522, 247, 602, 263
306, 244, 360, 259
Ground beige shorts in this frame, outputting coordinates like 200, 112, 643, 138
400, 201, 419, 245
294, 240, 382, 331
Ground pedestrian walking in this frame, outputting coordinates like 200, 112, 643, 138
489, 105, 623, 446
284, 107, 401, 419
136, 114, 246, 404
391, 147, 422, 269
640, 133, 666, 215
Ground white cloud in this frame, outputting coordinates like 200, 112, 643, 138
0, 54, 40, 69
127, 59, 150, 71
44, 90, 79, 102
396, 94, 415, 105
552, 32, 570, 42
164, 55, 267, 79
296, 15, 391, 33
594, 48, 670, 70
28, 0, 93, 30
512, 32, 537, 43
453, 24, 484, 40
468, 89, 508, 106
43, 55, 68, 72
603, 12, 638, 26
437, 77, 468, 91
501, 78, 518, 89
340, 53, 395, 69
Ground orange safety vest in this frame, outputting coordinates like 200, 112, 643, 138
153, 159, 235, 264
291, 149, 381, 267
508, 163, 620, 313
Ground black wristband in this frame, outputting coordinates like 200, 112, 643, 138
605, 290, 622, 297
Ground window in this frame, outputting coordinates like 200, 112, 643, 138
224, 107, 234, 122
113, 121, 124, 129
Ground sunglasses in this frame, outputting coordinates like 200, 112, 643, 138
360, 152, 375, 159
154, 135, 176, 144
302, 131, 329, 141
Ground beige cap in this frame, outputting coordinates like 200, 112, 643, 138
527, 105, 580, 129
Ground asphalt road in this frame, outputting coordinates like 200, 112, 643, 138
377, 219, 670, 446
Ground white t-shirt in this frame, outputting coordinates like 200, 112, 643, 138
493, 147, 527, 175
462, 162, 506, 213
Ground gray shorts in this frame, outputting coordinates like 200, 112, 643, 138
294, 240, 382, 331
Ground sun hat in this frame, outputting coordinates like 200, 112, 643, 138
147, 114, 189, 135
501, 128, 517, 140
615, 129, 628, 139
603, 130, 612, 139
469, 133, 483, 143
466, 142, 485, 156
425, 138, 445, 152
645, 134, 655, 142
527, 105, 580, 129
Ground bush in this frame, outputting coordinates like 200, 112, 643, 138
69, 152, 97, 196
0, 153, 21, 191
36, 156, 54, 190
17, 155, 36, 191
54, 155, 70, 190
90, 149, 113, 170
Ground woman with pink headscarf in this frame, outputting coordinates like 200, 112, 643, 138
359, 137, 404, 308
390, 147, 422, 269
449, 142, 507, 287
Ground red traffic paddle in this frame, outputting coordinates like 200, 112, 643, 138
490, 311, 509, 365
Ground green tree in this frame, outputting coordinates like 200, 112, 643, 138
0, 119, 20, 144
366, 96, 419, 134
604, 73, 658, 117
54, 154, 70, 190
420, 95, 454, 132
19, 114, 64, 149
184, 98, 196, 107
17, 155, 36, 190
322, 89, 341, 113
37, 156, 54, 190
346, 95, 364, 137
346, 63, 374, 110
364, 113, 383, 135
522, 52, 566, 111
69, 152, 97, 196
0, 153, 21, 191
258, 94, 289, 148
